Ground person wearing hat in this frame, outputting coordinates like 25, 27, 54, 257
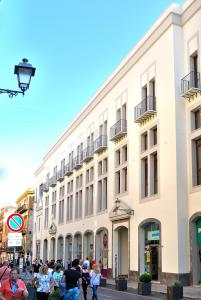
82, 263, 90, 300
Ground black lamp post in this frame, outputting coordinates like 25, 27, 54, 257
0, 58, 36, 98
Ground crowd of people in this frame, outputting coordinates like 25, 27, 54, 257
0, 257, 102, 300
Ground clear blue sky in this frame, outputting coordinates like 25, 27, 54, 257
0, 0, 183, 205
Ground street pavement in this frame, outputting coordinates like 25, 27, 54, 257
81, 286, 166, 300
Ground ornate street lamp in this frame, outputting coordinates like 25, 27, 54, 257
0, 58, 36, 98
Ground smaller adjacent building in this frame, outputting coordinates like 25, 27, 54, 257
15, 188, 34, 260
0, 206, 16, 262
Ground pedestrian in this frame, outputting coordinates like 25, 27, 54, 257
33, 264, 55, 300
62, 259, 82, 300
32, 259, 41, 278
0, 261, 11, 287
81, 263, 90, 300
53, 264, 64, 296
90, 264, 101, 300
0, 267, 29, 300
83, 257, 90, 269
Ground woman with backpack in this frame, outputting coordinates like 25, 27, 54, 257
81, 263, 90, 300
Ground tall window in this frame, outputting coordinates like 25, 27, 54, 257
59, 199, 64, 224
75, 174, 83, 219
97, 157, 108, 212
66, 180, 73, 222
196, 139, 201, 185
44, 207, 49, 229
114, 145, 128, 195
194, 107, 201, 130
85, 167, 94, 216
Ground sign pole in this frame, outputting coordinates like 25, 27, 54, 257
13, 246, 16, 267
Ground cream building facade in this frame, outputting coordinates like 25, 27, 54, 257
33, 0, 201, 285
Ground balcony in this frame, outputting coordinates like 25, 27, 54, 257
83, 146, 94, 162
17, 203, 28, 214
43, 182, 49, 192
49, 176, 57, 187
73, 153, 83, 170
110, 119, 127, 141
94, 135, 108, 153
57, 169, 65, 182
65, 162, 73, 176
181, 71, 201, 100
134, 96, 156, 123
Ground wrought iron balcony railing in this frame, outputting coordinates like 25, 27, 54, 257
65, 162, 73, 176
49, 176, 57, 187
43, 182, 49, 192
110, 119, 127, 141
134, 96, 156, 123
83, 145, 94, 162
94, 135, 108, 153
57, 169, 65, 182
73, 153, 83, 170
181, 71, 201, 99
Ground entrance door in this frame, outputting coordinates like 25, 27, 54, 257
150, 246, 158, 280
118, 227, 128, 275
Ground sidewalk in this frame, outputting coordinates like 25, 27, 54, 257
107, 279, 201, 299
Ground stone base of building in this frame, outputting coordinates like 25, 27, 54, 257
129, 270, 139, 281
160, 272, 190, 286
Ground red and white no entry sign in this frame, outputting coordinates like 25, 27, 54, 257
7, 213, 24, 233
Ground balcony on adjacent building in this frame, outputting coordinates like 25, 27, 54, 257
73, 153, 83, 170
65, 162, 73, 176
94, 135, 108, 153
49, 176, 57, 187
57, 169, 65, 182
43, 182, 49, 192
17, 203, 28, 214
110, 119, 127, 141
83, 145, 94, 162
181, 71, 201, 99
134, 96, 156, 123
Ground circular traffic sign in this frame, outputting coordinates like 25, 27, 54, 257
7, 213, 24, 233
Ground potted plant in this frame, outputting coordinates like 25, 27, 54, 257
48, 290, 61, 300
138, 272, 152, 295
115, 274, 127, 291
100, 276, 107, 287
167, 280, 183, 300
26, 282, 36, 300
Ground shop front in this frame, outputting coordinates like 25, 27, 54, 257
139, 219, 161, 281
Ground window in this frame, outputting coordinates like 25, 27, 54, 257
97, 158, 108, 213
52, 203, 56, 219
142, 157, 148, 198
141, 132, 148, 152
59, 186, 64, 199
66, 196, 73, 221
59, 200, 64, 224
150, 126, 157, 147
45, 196, 49, 207
52, 191, 57, 203
75, 175, 83, 219
196, 138, 201, 185
86, 170, 89, 184
44, 207, 49, 229
85, 185, 93, 216
115, 171, 120, 194
122, 145, 127, 163
98, 161, 102, 176
115, 150, 121, 166
114, 145, 128, 195
194, 108, 201, 130
122, 167, 127, 192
